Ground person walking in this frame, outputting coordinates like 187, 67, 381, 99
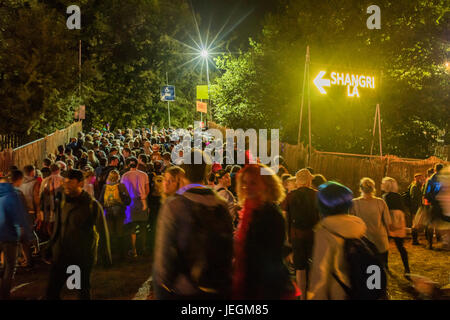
0, 173, 28, 299
120, 157, 149, 258
408, 173, 425, 245
44, 169, 111, 300
350, 178, 391, 270
381, 177, 411, 277
307, 182, 367, 300
282, 168, 320, 300
153, 149, 233, 299
233, 164, 298, 300
214, 169, 238, 229
99, 170, 131, 263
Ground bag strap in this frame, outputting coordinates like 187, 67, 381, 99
322, 225, 352, 298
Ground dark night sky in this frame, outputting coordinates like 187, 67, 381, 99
189, 0, 280, 49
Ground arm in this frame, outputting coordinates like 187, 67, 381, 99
307, 229, 333, 300
33, 179, 41, 214
381, 199, 392, 231
153, 200, 179, 298
94, 200, 112, 265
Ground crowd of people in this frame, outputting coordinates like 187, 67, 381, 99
0, 125, 449, 300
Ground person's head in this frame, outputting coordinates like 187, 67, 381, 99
306, 167, 314, 174
414, 173, 424, 185
215, 169, 231, 187
50, 163, 60, 174
41, 167, 51, 179
43, 158, 52, 168
10, 170, 24, 187
65, 148, 73, 156
57, 145, 65, 154
66, 159, 74, 170
106, 169, 120, 184
109, 147, 119, 156
138, 154, 148, 165
82, 165, 95, 179
126, 156, 138, 169
381, 177, 399, 193
435, 163, 444, 173
360, 177, 376, 197
122, 147, 131, 159
162, 152, 171, 163
57, 161, 67, 171
180, 149, 211, 184
295, 168, 313, 188
286, 177, 297, 193
312, 174, 327, 190
427, 168, 434, 178
108, 155, 119, 167
236, 163, 285, 206
64, 169, 84, 197
317, 182, 354, 218
23, 165, 35, 177
163, 166, 185, 196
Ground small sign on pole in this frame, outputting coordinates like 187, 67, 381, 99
196, 101, 207, 113
196, 85, 209, 100
161, 86, 175, 101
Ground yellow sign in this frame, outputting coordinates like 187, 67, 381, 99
313, 71, 375, 97
196, 85, 209, 100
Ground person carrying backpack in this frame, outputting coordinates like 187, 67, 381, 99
308, 182, 386, 300
99, 169, 131, 263
153, 149, 234, 299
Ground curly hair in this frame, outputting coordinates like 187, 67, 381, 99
236, 164, 286, 206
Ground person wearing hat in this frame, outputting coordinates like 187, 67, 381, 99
308, 182, 367, 300
45, 169, 111, 300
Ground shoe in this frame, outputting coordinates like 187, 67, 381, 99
128, 250, 138, 258
412, 241, 420, 246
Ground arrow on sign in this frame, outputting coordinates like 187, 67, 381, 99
313, 71, 331, 94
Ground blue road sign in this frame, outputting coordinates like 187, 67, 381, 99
161, 85, 175, 101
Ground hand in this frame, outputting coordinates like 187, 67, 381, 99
286, 253, 294, 265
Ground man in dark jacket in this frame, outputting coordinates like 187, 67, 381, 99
153, 149, 233, 299
282, 168, 320, 300
0, 174, 28, 299
45, 169, 111, 300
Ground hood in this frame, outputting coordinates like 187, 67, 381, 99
182, 187, 226, 207
0, 183, 15, 197
321, 214, 366, 239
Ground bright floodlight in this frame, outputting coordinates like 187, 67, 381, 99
200, 49, 208, 58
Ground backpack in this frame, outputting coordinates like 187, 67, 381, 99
177, 194, 234, 297
103, 184, 123, 208
325, 227, 387, 300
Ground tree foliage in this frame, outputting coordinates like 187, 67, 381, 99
211, 0, 449, 158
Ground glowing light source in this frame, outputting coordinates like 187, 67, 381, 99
200, 49, 208, 58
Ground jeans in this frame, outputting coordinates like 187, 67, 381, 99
392, 237, 410, 273
0, 241, 18, 299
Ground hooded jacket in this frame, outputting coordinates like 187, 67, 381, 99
307, 214, 366, 300
0, 183, 27, 242
153, 187, 233, 299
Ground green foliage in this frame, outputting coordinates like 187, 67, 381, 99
211, 0, 450, 158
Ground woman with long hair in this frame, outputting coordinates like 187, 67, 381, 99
381, 177, 411, 277
233, 164, 299, 300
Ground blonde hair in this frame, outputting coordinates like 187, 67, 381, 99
295, 168, 313, 187
107, 170, 120, 184
360, 177, 376, 196
236, 164, 286, 206
381, 177, 398, 193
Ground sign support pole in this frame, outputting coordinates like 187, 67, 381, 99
166, 72, 171, 128
307, 47, 312, 165
297, 45, 309, 146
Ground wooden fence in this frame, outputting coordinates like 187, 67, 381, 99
0, 122, 83, 175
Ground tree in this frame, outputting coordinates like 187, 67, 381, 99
211, 0, 449, 158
